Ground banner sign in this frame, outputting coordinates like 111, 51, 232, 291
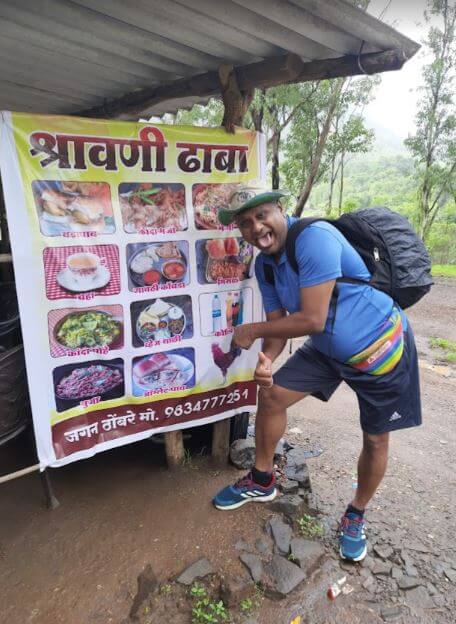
0, 112, 265, 467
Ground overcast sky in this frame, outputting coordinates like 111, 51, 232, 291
364, 0, 431, 139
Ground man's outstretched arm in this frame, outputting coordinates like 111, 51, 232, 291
233, 280, 336, 349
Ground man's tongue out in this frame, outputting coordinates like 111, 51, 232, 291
257, 231, 273, 249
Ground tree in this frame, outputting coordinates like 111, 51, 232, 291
405, 0, 456, 242
281, 75, 377, 216
324, 76, 378, 216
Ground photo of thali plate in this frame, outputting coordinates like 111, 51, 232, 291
136, 299, 186, 343
127, 241, 189, 289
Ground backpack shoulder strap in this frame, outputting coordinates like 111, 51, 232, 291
263, 262, 275, 286
285, 217, 325, 273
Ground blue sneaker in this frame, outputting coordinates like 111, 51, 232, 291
339, 511, 367, 561
213, 472, 277, 510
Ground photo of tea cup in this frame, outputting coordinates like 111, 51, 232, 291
66, 252, 103, 281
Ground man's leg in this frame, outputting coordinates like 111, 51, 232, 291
339, 431, 390, 562
213, 384, 307, 510
352, 431, 389, 510
254, 384, 308, 473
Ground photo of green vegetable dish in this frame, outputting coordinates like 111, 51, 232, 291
55, 311, 121, 349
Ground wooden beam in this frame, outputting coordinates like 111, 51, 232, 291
78, 49, 412, 120
211, 418, 231, 465
164, 430, 185, 469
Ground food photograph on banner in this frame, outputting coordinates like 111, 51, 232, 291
130, 295, 193, 348
195, 237, 254, 285
43, 244, 121, 301
32, 180, 115, 236
126, 241, 190, 292
132, 347, 196, 397
52, 358, 125, 413
48, 305, 124, 357
0, 112, 265, 467
119, 182, 187, 234
192, 182, 238, 230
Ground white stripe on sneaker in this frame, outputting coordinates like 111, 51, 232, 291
214, 488, 278, 511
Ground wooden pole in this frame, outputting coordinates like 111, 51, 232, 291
164, 430, 185, 469
211, 418, 231, 465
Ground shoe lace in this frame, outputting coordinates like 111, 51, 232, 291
234, 472, 254, 489
339, 514, 364, 538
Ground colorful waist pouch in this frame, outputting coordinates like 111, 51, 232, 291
346, 307, 404, 375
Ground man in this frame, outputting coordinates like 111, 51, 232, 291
212, 186, 422, 562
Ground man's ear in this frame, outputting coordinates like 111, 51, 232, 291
277, 201, 284, 214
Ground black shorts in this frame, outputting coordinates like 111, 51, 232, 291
273, 324, 422, 434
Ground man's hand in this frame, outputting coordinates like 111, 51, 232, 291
254, 351, 273, 387
232, 323, 257, 350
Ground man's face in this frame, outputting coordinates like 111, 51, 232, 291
235, 202, 287, 256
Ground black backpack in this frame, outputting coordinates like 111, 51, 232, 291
263, 206, 433, 309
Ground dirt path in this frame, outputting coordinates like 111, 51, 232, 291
1, 279, 455, 624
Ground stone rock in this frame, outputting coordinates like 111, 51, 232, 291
444, 568, 456, 583
284, 448, 311, 489
362, 576, 377, 593
220, 574, 256, 608
129, 564, 158, 620
305, 492, 322, 515
274, 438, 286, 457
239, 553, 263, 583
372, 560, 392, 576
279, 479, 299, 495
405, 562, 418, 576
391, 566, 403, 581
290, 538, 325, 573
403, 540, 430, 554
235, 538, 252, 552
288, 426, 303, 435
266, 517, 292, 555
380, 605, 404, 621
374, 545, 394, 560
244, 621, 259, 624
397, 576, 421, 590
403, 557, 419, 578
255, 538, 271, 556
269, 495, 306, 520
176, 558, 213, 585
362, 555, 375, 570
433, 595, 445, 607
426, 582, 438, 596
263, 555, 306, 599
229, 438, 256, 469
404, 586, 434, 610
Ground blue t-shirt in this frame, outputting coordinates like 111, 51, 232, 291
255, 217, 406, 361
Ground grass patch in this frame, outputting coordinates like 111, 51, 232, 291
297, 514, 324, 539
432, 264, 456, 278
429, 336, 456, 363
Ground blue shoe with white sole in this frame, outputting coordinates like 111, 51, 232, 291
213, 472, 277, 510
339, 511, 367, 561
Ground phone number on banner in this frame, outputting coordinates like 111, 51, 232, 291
52, 381, 256, 460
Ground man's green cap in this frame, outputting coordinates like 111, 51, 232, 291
218, 186, 288, 226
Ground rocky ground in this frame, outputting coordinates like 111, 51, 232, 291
0, 278, 455, 624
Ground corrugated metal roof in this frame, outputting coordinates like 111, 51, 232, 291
0, 0, 419, 118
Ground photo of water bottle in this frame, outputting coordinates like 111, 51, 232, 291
199, 288, 253, 337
